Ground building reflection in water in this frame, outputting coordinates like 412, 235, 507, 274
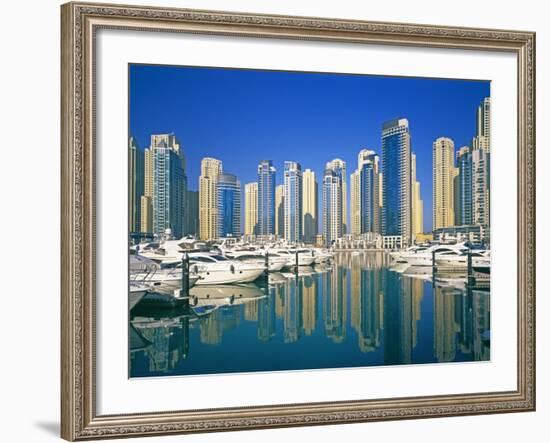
130, 252, 490, 377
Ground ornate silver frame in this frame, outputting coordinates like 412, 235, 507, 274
61, 2, 536, 440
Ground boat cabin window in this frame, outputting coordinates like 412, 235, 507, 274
190, 256, 216, 263
210, 255, 229, 261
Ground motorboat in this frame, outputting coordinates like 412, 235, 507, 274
388, 244, 429, 261
131, 267, 201, 289
129, 283, 149, 310
224, 250, 287, 272
435, 249, 491, 268
136, 236, 209, 265
188, 252, 265, 285
269, 248, 315, 267
312, 248, 334, 264
400, 243, 469, 267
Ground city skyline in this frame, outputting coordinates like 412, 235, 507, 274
129, 64, 490, 232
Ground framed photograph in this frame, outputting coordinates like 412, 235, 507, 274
61, 1, 536, 440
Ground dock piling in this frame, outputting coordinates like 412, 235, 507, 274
181, 252, 190, 299
467, 248, 475, 287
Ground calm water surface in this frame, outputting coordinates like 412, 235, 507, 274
130, 252, 490, 377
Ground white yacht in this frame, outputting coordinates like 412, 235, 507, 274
269, 248, 316, 267
188, 252, 265, 285
137, 232, 208, 265
129, 284, 149, 310
435, 249, 491, 268
224, 250, 287, 272
312, 248, 334, 264
389, 244, 429, 262
400, 243, 469, 267
130, 253, 200, 289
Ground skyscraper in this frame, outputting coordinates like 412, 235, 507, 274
302, 169, 318, 243
358, 149, 380, 234
275, 184, 285, 238
325, 159, 347, 234
199, 157, 222, 240
129, 137, 144, 234
475, 97, 491, 153
217, 173, 241, 238
257, 160, 276, 236
283, 161, 303, 243
244, 182, 258, 236
456, 146, 472, 226
151, 134, 187, 238
350, 169, 361, 236
382, 118, 412, 244
323, 167, 343, 246
433, 137, 456, 229
471, 148, 490, 227
411, 153, 424, 239
472, 97, 491, 227
141, 144, 154, 234
184, 190, 199, 236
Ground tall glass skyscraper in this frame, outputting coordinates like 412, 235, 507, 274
322, 167, 343, 246
152, 134, 187, 238
382, 118, 412, 244
283, 161, 303, 243
257, 160, 276, 236
302, 169, 318, 243
358, 149, 380, 234
217, 172, 241, 238
433, 137, 456, 229
129, 137, 144, 234
325, 159, 347, 234
456, 147, 473, 225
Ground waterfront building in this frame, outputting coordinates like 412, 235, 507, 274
358, 149, 380, 234
275, 184, 285, 238
302, 169, 318, 243
456, 146, 472, 225
283, 161, 303, 243
475, 97, 491, 153
471, 148, 490, 227
350, 169, 361, 236
381, 118, 412, 244
129, 137, 144, 234
325, 158, 347, 234
455, 148, 490, 231
433, 224, 488, 244
257, 160, 276, 236
322, 167, 343, 246
411, 152, 424, 241
433, 137, 456, 229
141, 145, 154, 233
183, 190, 199, 236
382, 235, 403, 249
244, 182, 258, 236
140, 196, 152, 235
199, 157, 222, 240
217, 173, 241, 238
151, 134, 187, 238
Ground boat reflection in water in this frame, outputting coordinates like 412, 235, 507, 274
130, 252, 490, 377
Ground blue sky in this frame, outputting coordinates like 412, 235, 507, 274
129, 64, 489, 232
